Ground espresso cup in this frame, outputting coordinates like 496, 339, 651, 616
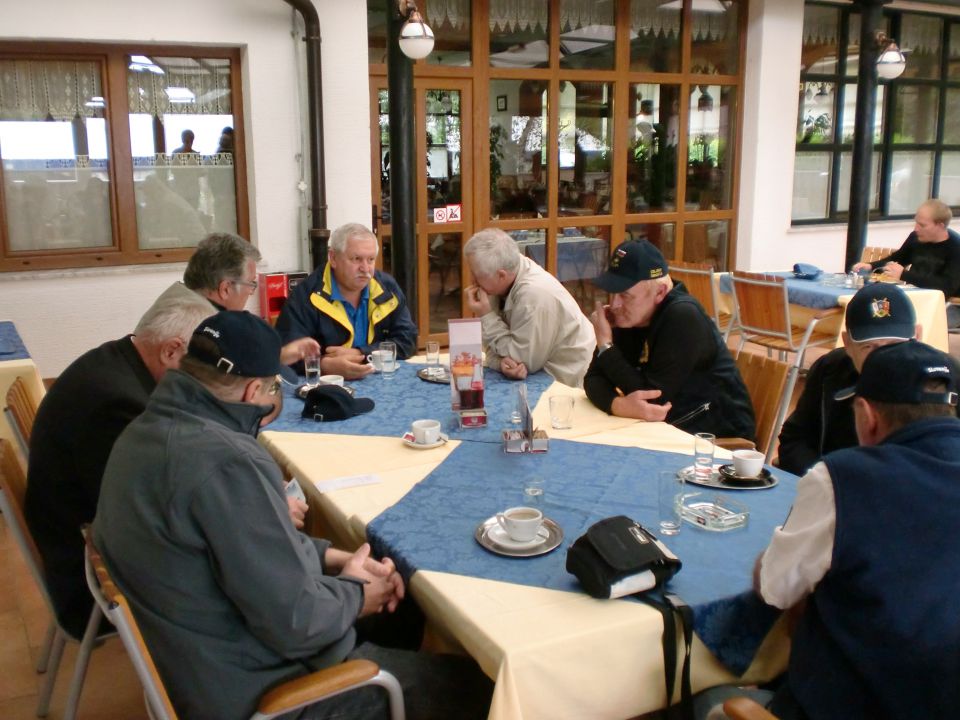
496, 506, 543, 542
318, 374, 344, 387
367, 349, 387, 371
732, 449, 765, 478
411, 419, 441, 445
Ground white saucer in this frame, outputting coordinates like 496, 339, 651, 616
401, 432, 448, 450
486, 523, 549, 550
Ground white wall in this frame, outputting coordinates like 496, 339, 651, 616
0, 0, 371, 376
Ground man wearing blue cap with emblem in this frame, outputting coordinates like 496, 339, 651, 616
94, 311, 492, 720
697, 340, 960, 719
584, 239, 755, 439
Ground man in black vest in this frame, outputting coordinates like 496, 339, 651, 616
583, 240, 754, 438
701, 341, 960, 719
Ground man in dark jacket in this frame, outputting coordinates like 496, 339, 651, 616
584, 240, 755, 439
276, 223, 418, 380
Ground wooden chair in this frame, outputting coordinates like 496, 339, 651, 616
0, 439, 110, 720
668, 261, 737, 341
4, 376, 38, 457
723, 696, 778, 720
716, 353, 791, 461
860, 246, 897, 265
85, 536, 406, 720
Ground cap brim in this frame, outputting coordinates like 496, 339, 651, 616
592, 272, 636, 294
833, 385, 856, 402
846, 326, 915, 343
352, 397, 375, 415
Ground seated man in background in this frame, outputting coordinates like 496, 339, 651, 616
701, 341, 960, 719
777, 283, 920, 475
463, 228, 595, 387
184, 232, 319, 365
276, 223, 418, 380
94, 311, 491, 720
23, 283, 215, 639
584, 240, 755, 439
852, 198, 960, 325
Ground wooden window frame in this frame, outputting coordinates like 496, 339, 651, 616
0, 41, 249, 272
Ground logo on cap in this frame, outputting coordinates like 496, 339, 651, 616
650, 267, 663, 279
870, 297, 891, 319
202, 326, 221, 339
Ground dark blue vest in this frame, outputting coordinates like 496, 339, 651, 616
788, 416, 960, 719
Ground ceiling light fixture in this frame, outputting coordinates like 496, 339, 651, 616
875, 31, 906, 80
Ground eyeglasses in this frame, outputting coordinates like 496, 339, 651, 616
232, 279, 258, 291
267, 376, 282, 396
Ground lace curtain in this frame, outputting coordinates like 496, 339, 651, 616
0, 60, 103, 121
127, 57, 232, 116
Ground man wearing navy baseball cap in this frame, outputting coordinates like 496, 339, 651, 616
95, 310, 492, 719
584, 239, 754, 439
779, 282, 924, 475
704, 340, 960, 718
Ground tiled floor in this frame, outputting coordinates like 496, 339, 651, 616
0, 514, 146, 720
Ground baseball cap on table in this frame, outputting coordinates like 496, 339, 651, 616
834, 340, 959, 406
845, 283, 916, 342
592, 240, 668, 294
188, 310, 284, 378
301, 385, 375, 422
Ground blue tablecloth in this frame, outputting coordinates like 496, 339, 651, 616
268, 361, 554, 443
0, 322, 30, 360
720, 271, 851, 310
367, 439, 799, 675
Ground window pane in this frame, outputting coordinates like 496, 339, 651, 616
555, 225, 611, 309
630, 0, 681, 73
891, 85, 939, 144
558, 82, 612, 216
0, 59, 112, 251
626, 222, 675, 262
797, 82, 835, 143
127, 55, 235, 249
489, 1, 548, 68
513, 228, 549, 269
691, 0, 739, 75
801, 5, 840, 73
940, 152, 960, 206
900, 14, 942, 80
490, 79, 547, 220
683, 220, 728, 268
425, 90, 462, 220
425, 0, 471, 66
378, 90, 390, 223
686, 85, 736, 210
559, 0, 615, 70
945, 89, 960, 144
888, 151, 934, 215
627, 84, 679, 212
949, 23, 960, 80
840, 83, 884, 143
792, 152, 832, 220
428, 231, 462, 333
368, 0, 388, 64
837, 151, 880, 213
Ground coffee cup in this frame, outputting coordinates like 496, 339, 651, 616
411, 419, 441, 445
318, 374, 344, 387
732, 449, 765, 478
367, 349, 387, 371
496, 506, 543, 542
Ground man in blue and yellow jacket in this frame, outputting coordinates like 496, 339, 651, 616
277, 223, 418, 379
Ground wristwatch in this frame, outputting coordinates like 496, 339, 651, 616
597, 342, 614, 356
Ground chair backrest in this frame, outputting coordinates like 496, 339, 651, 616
0, 439, 55, 610
85, 536, 179, 720
860, 246, 896, 265
669, 261, 722, 323
735, 353, 791, 460
4, 376, 38, 456
731, 271, 793, 341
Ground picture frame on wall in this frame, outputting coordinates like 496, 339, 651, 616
496, 95, 507, 112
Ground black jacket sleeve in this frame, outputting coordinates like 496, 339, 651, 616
777, 352, 830, 475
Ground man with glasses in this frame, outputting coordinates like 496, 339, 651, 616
184, 232, 320, 366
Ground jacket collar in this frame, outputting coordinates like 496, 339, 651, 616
151, 369, 269, 437
318, 263, 391, 305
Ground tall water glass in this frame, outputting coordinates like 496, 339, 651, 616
693, 432, 716, 481
380, 341, 397, 377
425, 340, 441, 376
304, 354, 321, 386
658, 470, 682, 536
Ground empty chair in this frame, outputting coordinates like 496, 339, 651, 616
859, 246, 898, 266
84, 535, 405, 720
668, 261, 737, 341
716, 353, 791, 461
4, 376, 38, 457
0, 439, 110, 720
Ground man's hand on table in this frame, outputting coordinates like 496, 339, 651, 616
611, 389, 671, 421
286, 497, 308, 529
500, 357, 528, 380
589, 301, 614, 345
881, 261, 905, 280
464, 285, 492, 316
280, 337, 321, 366
340, 543, 405, 617
322, 346, 374, 380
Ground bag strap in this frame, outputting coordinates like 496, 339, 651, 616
644, 592, 694, 720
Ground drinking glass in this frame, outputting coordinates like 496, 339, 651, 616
510, 382, 527, 424
522, 476, 545, 509
379, 341, 397, 377
693, 432, 716, 481
658, 470, 682, 536
304, 354, 321, 386
549, 396, 575, 429
425, 341, 440, 376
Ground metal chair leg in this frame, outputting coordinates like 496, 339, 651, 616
370, 670, 406, 720
62, 604, 103, 720
37, 629, 66, 717
35, 621, 56, 673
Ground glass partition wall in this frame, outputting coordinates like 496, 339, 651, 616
370, 0, 745, 341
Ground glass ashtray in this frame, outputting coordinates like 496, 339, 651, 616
679, 494, 749, 531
